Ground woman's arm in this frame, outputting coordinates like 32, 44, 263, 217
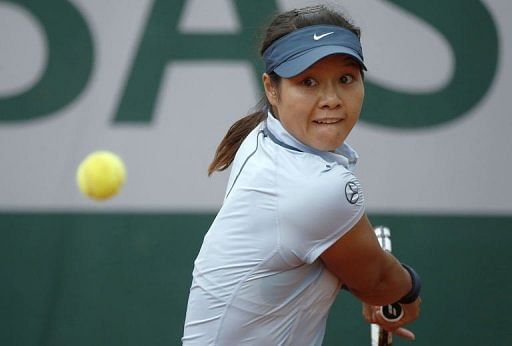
320, 214, 412, 306
321, 213, 421, 338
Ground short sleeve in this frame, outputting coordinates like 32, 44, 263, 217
278, 166, 365, 264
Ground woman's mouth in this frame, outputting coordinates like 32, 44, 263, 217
313, 118, 342, 124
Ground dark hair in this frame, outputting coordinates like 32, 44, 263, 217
208, 5, 362, 175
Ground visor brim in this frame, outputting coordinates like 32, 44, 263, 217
273, 46, 367, 78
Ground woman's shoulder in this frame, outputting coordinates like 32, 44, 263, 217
276, 157, 365, 264
275, 154, 361, 205
278, 150, 356, 183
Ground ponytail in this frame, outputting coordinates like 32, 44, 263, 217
208, 109, 267, 176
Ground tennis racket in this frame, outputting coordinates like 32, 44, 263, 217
371, 226, 404, 346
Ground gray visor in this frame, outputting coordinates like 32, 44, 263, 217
263, 24, 366, 78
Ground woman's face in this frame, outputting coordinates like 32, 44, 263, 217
263, 54, 364, 151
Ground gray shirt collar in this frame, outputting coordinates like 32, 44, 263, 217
265, 111, 359, 170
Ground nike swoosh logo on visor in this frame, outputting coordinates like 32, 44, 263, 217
313, 32, 334, 40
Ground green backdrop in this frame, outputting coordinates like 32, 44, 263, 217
2, 213, 511, 345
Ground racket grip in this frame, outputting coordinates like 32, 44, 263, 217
380, 302, 404, 322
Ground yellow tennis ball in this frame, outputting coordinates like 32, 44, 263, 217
76, 151, 126, 200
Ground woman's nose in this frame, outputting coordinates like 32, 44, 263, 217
319, 85, 342, 109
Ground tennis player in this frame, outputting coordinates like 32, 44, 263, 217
182, 5, 421, 345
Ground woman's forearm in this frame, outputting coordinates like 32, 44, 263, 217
348, 251, 412, 306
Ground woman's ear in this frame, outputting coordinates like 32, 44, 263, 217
262, 73, 278, 105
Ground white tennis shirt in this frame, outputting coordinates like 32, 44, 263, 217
182, 113, 365, 345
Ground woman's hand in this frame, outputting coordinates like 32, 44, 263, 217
362, 297, 422, 340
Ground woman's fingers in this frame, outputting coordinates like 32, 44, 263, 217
393, 327, 416, 340
363, 302, 419, 341
373, 307, 416, 340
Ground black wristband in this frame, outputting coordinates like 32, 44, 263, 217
398, 263, 422, 304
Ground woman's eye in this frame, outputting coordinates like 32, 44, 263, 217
340, 75, 354, 84
302, 78, 317, 87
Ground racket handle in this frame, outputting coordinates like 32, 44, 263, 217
380, 302, 404, 322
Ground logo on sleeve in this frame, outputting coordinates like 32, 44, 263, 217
345, 181, 360, 204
